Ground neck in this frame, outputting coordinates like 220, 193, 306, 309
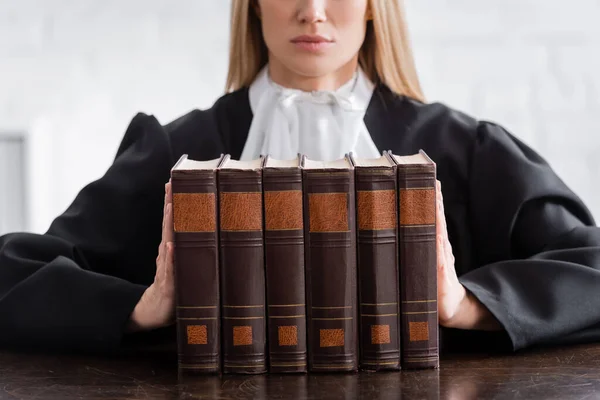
267, 55, 359, 92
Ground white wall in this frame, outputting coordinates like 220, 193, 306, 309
0, 0, 598, 234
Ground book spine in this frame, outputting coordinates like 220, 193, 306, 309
397, 164, 439, 369
263, 168, 307, 373
355, 167, 401, 371
303, 169, 358, 372
218, 169, 267, 374
171, 170, 220, 375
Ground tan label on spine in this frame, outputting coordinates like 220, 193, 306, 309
358, 190, 396, 230
265, 191, 303, 230
233, 326, 253, 346
278, 325, 298, 346
409, 321, 429, 342
309, 193, 348, 232
371, 324, 391, 344
187, 325, 208, 345
320, 328, 345, 347
399, 188, 436, 225
220, 192, 262, 231
173, 193, 216, 232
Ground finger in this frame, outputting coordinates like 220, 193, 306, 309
160, 242, 169, 281
440, 203, 451, 261
164, 182, 169, 213
166, 203, 174, 244
437, 180, 447, 228
437, 182, 449, 236
157, 239, 166, 276
437, 234, 452, 293
158, 189, 169, 273
436, 179, 443, 220
436, 181, 445, 243
437, 232, 445, 274
438, 196, 455, 282
440, 201, 448, 237
160, 204, 168, 252
436, 188, 447, 274
160, 242, 175, 298
158, 238, 165, 272
436, 183, 453, 259
437, 188, 457, 271
436, 180, 444, 213
167, 179, 172, 204
444, 228, 456, 267
165, 242, 175, 284
155, 253, 161, 278
165, 243, 176, 323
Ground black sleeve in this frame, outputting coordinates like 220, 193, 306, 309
0, 113, 174, 353
456, 121, 600, 351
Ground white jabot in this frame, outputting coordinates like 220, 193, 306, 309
240, 65, 380, 161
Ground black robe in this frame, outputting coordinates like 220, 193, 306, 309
1, 85, 599, 354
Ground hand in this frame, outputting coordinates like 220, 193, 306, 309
127, 180, 176, 333
436, 180, 467, 326
436, 180, 502, 331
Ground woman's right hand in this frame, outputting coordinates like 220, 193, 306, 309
127, 180, 176, 333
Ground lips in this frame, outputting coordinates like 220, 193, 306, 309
290, 35, 334, 52
291, 34, 333, 43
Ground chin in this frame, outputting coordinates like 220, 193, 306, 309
284, 57, 346, 79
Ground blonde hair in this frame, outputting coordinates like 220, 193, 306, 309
225, 0, 425, 102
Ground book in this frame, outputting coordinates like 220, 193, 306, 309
349, 152, 401, 371
170, 154, 225, 375
218, 155, 268, 374
262, 155, 308, 373
387, 150, 439, 369
301, 155, 358, 372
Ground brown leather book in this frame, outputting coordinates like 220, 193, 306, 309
171, 154, 225, 375
388, 150, 439, 369
301, 155, 358, 372
263, 155, 308, 373
218, 155, 267, 374
348, 153, 401, 371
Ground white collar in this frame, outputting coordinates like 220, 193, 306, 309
240, 64, 380, 161
249, 65, 374, 115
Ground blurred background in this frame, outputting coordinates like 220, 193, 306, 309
0, 0, 599, 235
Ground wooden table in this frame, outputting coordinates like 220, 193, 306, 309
2, 340, 600, 399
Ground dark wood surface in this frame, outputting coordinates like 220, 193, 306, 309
2, 340, 600, 399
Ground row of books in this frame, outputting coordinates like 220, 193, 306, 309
170, 150, 439, 375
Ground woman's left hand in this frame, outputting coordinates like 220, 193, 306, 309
436, 180, 467, 326
436, 180, 502, 331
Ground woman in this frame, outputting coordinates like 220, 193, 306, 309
0, 0, 599, 354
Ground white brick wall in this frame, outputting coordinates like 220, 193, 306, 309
405, 0, 600, 224
1, 0, 598, 234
